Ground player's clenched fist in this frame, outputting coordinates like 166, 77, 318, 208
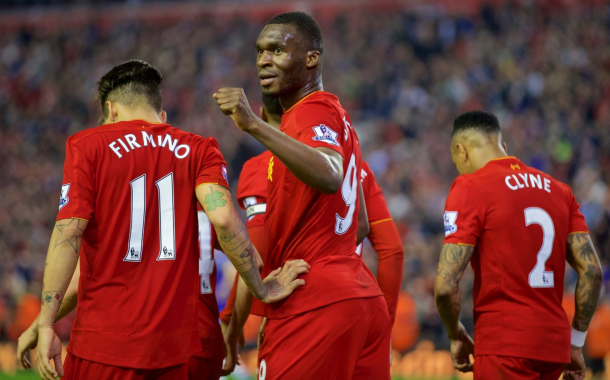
261, 259, 310, 304
213, 88, 258, 132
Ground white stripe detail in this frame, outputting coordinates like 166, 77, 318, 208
246, 203, 267, 218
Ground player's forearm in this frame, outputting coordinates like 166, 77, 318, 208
435, 281, 462, 340
38, 219, 84, 328
435, 244, 474, 340
573, 262, 603, 331
369, 222, 404, 324
377, 257, 403, 325
246, 119, 342, 194
215, 219, 268, 301
225, 276, 254, 341
567, 233, 603, 332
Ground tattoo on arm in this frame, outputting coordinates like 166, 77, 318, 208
568, 233, 603, 331
435, 244, 475, 339
41, 291, 63, 310
436, 244, 474, 288
204, 186, 227, 212
54, 219, 85, 255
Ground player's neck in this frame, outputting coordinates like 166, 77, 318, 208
111, 106, 163, 124
280, 78, 323, 111
476, 148, 509, 170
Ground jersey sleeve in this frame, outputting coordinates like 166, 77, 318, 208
236, 157, 268, 209
56, 138, 96, 221
291, 101, 345, 157
567, 187, 589, 234
195, 138, 230, 190
443, 176, 486, 246
361, 161, 392, 224
367, 220, 404, 325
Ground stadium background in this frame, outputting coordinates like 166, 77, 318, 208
1, 0, 610, 379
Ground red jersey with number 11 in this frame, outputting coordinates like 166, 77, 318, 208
261, 91, 381, 319
443, 157, 588, 363
57, 120, 230, 369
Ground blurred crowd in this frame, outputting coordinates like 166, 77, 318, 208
1, 0, 610, 367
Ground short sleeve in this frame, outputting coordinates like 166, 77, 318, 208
290, 101, 345, 157
195, 138, 230, 190
236, 157, 268, 209
567, 187, 589, 234
56, 138, 96, 221
443, 177, 486, 246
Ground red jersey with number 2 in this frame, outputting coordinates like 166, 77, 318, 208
262, 91, 382, 319
443, 157, 588, 363
57, 120, 230, 369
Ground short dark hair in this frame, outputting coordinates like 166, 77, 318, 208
262, 94, 283, 118
267, 11, 324, 55
97, 60, 163, 120
452, 110, 500, 137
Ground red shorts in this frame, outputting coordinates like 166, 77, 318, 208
474, 355, 565, 380
258, 296, 391, 380
62, 353, 188, 380
187, 356, 223, 380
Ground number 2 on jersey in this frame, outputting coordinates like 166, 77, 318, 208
525, 207, 555, 288
124, 173, 176, 262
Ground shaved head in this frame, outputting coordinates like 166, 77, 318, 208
450, 111, 507, 174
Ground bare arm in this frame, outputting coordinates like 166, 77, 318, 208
36, 218, 86, 379
18, 261, 80, 369
434, 243, 475, 373
214, 88, 343, 194
356, 182, 369, 245
434, 243, 474, 339
39, 219, 85, 328
566, 233, 603, 333
196, 184, 308, 303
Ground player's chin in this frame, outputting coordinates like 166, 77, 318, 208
261, 85, 281, 98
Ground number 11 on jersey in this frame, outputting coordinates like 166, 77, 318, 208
124, 173, 177, 262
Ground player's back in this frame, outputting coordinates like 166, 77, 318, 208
446, 156, 586, 363
60, 119, 228, 368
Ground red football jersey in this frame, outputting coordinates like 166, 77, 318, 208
360, 160, 393, 224
359, 160, 404, 325
261, 91, 381, 319
443, 156, 589, 363
236, 150, 272, 229
193, 206, 225, 360
57, 120, 230, 369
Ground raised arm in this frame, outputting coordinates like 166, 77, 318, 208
213, 88, 343, 194
36, 218, 86, 380
434, 243, 475, 373
564, 233, 603, 379
196, 184, 308, 303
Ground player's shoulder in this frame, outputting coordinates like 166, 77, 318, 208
237, 151, 270, 200
291, 91, 342, 117
240, 150, 271, 176
67, 124, 110, 145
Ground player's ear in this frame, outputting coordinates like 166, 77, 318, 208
306, 51, 320, 70
455, 143, 468, 162
260, 106, 268, 122
160, 110, 167, 124
106, 101, 117, 123
502, 141, 508, 154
